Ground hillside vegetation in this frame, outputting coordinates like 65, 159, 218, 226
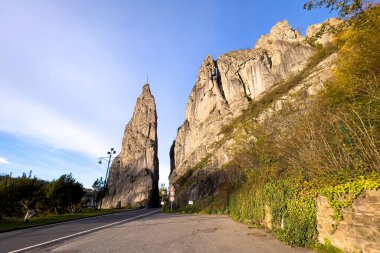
178, 5, 380, 249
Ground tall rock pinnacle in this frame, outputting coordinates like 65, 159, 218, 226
103, 84, 159, 208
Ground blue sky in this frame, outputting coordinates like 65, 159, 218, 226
0, 0, 336, 188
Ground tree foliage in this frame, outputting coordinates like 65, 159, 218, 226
304, 0, 378, 19
92, 177, 106, 209
326, 5, 380, 109
46, 174, 84, 214
0, 173, 84, 218
0, 176, 46, 218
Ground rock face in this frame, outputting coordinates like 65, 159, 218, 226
306, 18, 342, 46
169, 20, 341, 207
170, 20, 315, 185
317, 191, 380, 253
103, 84, 159, 208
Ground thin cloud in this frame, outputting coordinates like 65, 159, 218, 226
0, 91, 111, 157
0, 157, 9, 164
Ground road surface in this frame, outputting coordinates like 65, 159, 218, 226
0, 208, 159, 253
5, 212, 316, 253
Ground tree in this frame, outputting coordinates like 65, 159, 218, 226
0, 176, 46, 218
92, 177, 105, 209
159, 184, 167, 204
46, 174, 84, 214
304, 0, 378, 19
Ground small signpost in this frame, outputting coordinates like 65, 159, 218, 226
169, 186, 175, 212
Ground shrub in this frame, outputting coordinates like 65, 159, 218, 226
278, 198, 317, 246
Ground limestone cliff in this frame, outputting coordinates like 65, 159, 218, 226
103, 84, 159, 208
170, 20, 337, 204
170, 20, 314, 182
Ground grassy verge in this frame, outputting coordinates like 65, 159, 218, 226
0, 208, 134, 233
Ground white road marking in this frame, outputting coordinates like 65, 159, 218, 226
6, 208, 142, 233
8, 209, 161, 253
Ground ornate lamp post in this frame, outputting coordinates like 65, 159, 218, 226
98, 147, 117, 209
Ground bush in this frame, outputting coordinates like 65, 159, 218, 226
0, 176, 46, 218
278, 198, 317, 246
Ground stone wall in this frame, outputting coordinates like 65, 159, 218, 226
317, 190, 380, 253
261, 191, 380, 252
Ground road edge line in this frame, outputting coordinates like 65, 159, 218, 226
8, 209, 161, 253
1, 208, 142, 234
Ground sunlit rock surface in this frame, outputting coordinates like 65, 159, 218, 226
103, 84, 159, 208
170, 20, 314, 184
169, 20, 339, 206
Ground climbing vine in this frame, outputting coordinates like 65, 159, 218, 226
320, 175, 380, 222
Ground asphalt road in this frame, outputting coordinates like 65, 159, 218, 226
0, 208, 160, 253
39, 213, 314, 253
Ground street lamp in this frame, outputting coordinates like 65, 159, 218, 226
98, 148, 117, 184
98, 147, 118, 210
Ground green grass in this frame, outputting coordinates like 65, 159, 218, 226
0, 208, 133, 233
313, 239, 344, 253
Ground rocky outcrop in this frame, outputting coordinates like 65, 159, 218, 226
169, 20, 339, 205
103, 84, 159, 208
306, 18, 342, 46
170, 20, 314, 185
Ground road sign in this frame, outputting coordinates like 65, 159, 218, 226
169, 196, 175, 202
188, 201, 193, 205
169, 186, 175, 198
